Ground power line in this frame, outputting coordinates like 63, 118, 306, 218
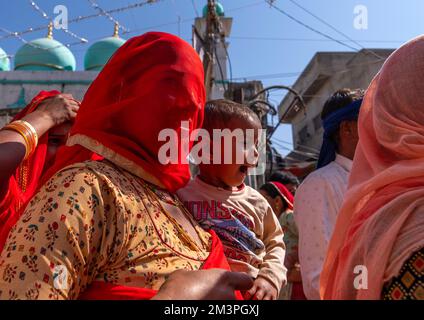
0, 27, 82, 54
214, 45, 228, 92
272, 136, 320, 153
265, 0, 360, 52
226, 1, 264, 13
287, 0, 383, 60
230, 35, 404, 44
191, 0, 200, 17
120, 1, 265, 38
271, 139, 319, 159
170, 0, 182, 37
29, 0, 88, 44
0, 0, 162, 41
87, 0, 129, 33
227, 55, 388, 82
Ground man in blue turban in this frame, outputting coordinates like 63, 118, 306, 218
293, 88, 363, 300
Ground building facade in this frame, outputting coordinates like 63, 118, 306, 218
278, 49, 394, 171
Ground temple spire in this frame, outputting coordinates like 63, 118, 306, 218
47, 22, 53, 39
113, 22, 119, 38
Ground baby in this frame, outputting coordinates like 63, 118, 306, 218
178, 99, 286, 300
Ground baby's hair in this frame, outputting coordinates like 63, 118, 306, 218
203, 99, 261, 132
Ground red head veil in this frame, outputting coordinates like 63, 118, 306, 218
43, 32, 205, 192
269, 181, 294, 210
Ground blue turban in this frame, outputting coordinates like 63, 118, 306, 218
317, 98, 363, 169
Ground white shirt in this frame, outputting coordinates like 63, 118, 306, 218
293, 154, 352, 300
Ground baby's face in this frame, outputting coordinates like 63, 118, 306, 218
204, 116, 261, 188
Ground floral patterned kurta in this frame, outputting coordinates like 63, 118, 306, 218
0, 160, 211, 300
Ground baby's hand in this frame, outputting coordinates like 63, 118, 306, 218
244, 277, 278, 300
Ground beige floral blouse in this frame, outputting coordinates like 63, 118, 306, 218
0, 160, 211, 300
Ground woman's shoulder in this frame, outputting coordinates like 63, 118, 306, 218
44, 159, 128, 192
54, 159, 120, 177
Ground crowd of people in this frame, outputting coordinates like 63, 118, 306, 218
0, 31, 422, 300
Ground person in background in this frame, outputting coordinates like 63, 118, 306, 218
268, 171, 299, 195
259, 181, 305, 300
293, 88, 363, 299
321, 36, 424, 300
178, 99, 286, 300
0, 91, 79, 249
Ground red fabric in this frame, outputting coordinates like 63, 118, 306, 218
79, 230, 244, 300
42, 32, 205, 193
291, 282, 307, 300
269, 181, 294, 210
0, 90, 61, 251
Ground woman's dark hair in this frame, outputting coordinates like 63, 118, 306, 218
321, 88, 364, 120
260, 183, 289, 211
269, 171, 299, 187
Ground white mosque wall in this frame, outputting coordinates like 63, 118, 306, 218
0, 71, 98, 127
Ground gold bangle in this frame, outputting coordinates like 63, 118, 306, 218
2, 120, 38, 159
14, 120, 38, 147
2, 123, 31, 159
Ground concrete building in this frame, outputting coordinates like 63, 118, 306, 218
278, 48, 394, 174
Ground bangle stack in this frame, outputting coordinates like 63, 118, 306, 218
2, 120, 39, 159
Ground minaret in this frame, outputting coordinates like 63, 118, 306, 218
193, 1, 233, 100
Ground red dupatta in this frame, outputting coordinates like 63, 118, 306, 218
0, 90, 61, 250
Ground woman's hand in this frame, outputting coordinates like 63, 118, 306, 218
244, 276, 277, 300
0, 93, 80, 200
153, 269, 254, 300
35, 94, 80, 128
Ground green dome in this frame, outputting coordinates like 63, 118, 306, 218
0, 47, 10, 71
14, 37, 76, 71
202, 2, 225, 17
84, 36, 126, 71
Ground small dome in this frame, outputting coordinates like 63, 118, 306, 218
14, 37, 76, 71
0, 47, 10, 71
202, 2, 225, 17
84, 36, 126, 71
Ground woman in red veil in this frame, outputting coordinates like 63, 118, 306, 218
0, 32, 251, 300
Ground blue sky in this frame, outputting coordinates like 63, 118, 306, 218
1, 0, 423, 155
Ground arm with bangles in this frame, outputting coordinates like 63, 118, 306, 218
0, 94, 80, 202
